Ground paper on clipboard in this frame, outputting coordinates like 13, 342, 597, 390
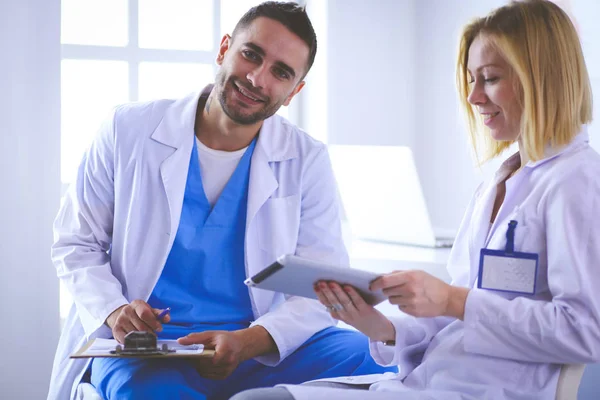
71, 338, 215, 359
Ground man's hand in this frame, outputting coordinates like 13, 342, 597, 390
315, 281, 395, 342
177, 326, 276, 380
370, 270, 470, 320
105, 300, 171, 343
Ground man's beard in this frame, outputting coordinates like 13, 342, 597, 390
216, 73, 282, 125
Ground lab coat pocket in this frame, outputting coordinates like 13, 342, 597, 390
257, 194, 301, 257
506, 207, 544, 255
490, 209, 539, 253
517, 216, 548, 295
512, 224, 531, 253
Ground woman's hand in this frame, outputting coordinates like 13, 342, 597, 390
370, 270, 469, 319
315, 281, 395, 342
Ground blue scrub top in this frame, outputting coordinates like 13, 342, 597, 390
148, 136, 257, 338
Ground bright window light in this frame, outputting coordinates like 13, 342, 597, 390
61, 0, 128, 46
219, 0, 298, 37
61, 59, 129, 183
220, 0, 261, 37
139, 62, 214, 101
59, 283, 72, 324
139, 0, 214, 51
276, 105, 289, 119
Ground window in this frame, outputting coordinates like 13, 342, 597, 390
59, 0, 305, 324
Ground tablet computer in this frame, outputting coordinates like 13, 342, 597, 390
244, 255, 386, 305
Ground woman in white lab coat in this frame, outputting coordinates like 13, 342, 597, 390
232, 1, 600, 399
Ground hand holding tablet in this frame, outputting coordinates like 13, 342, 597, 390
244, 255, 386, 305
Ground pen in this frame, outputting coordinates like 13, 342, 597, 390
157, 307, 171, 322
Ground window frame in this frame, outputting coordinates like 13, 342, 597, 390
61, 0, 305, 135
60, 0, 307, 192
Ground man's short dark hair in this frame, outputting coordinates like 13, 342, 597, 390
231, 1, 317, 76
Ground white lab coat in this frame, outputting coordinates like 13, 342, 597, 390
285, 129, 600, 400
47, 90, 348, 400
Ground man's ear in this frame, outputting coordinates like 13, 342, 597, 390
216, 34, 232, 66
283, 81, 306, 106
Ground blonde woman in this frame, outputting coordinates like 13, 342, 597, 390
232, 1, 600, 399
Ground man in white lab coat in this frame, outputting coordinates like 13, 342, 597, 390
48, 2, 395, 399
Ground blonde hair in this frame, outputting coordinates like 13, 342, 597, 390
456, 0, 593, 163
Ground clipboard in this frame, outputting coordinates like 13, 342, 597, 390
71, 337, 215, 359
244, 254, 386, 305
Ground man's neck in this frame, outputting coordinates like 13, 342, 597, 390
195, 91, 262, 152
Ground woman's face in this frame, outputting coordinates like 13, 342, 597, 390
467, 35, 522, 142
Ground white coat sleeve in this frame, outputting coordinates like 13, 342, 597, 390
51, 107, 128, 338
250, 146, 346, 365
463, 170, 600, 363
369, 315, 453, 378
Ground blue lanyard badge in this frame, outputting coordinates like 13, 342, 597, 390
477, 220, 539, 295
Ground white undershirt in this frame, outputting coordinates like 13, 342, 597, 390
196, 138, 248, 206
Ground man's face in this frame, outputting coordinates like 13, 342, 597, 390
214, 17, 310, 125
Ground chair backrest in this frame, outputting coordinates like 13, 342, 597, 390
555, 363, 586, 400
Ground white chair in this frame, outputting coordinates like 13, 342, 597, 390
555, 363, 586, 400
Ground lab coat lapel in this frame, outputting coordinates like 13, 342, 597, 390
466, 152, 520, 284
467, 182, 496, 284
245, 119, 282, 232
159, 145, 191, 241
245, 138, 278, 314
246, 144, 278, 229
245, 118, 297, 314
151, 92, 200, 242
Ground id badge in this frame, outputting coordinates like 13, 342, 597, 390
477, 220, 539, 295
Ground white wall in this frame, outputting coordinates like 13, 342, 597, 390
413, 0, 600, 233
303, 0, 329, 143
0, 1, 61, 398
572, 0, 600, 152
413, 0, 506, 234
326, 0, 417, 148
324, 0, 504, 234
324, 0, 600, 235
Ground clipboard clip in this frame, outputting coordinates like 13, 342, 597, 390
111, 331, 175, 356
